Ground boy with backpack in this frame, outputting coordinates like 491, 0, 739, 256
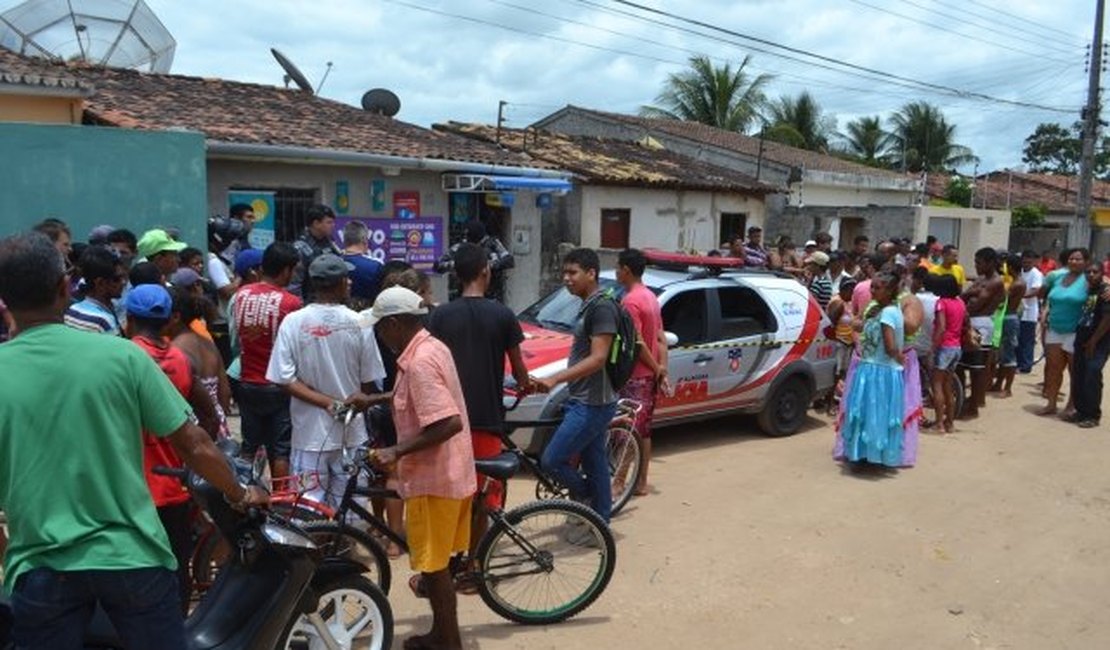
533, 248, 632, 524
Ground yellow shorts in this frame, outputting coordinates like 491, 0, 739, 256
405, 495, 472, 573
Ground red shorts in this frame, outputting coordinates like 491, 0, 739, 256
619, 375, 658, 439
471, 429, 505, 510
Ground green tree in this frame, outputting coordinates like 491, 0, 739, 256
641, 55, 773, 133
885, 102, 977, 172
945, 176, 973, 207
838, 115, 889, 166
1022, 123, 1081, 174
764, 91, 835, 151
1011, 203, 1047, 228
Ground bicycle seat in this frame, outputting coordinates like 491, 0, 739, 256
475, 452, 521, 481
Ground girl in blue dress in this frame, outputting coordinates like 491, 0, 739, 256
836, 272, 906, 467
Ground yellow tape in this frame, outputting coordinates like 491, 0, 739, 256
522, 333, 830, 351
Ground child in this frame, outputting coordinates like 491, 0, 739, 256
931, 274, 967, 433
825, 278, 857, 414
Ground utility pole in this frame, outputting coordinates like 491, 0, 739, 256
1079, 0, 1105, 252
495, 100, 507, 146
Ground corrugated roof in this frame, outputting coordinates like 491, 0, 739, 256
436, 121, 776, 194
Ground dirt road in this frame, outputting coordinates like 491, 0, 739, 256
387, 371, 1110, 650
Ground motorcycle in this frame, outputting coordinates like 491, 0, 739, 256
0, 448, 393, 650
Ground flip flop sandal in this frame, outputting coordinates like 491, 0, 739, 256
408, 574, 429, 599
454, 572, 481, 595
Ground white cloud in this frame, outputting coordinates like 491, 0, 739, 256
139, 0, 1094, 171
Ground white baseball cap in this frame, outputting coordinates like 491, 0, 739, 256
804, 240, 817, 248
361, 286, 428, 326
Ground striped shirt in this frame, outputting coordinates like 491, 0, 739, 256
64, 297, 122, 336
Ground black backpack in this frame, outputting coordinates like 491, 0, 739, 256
582, 289, 639, 392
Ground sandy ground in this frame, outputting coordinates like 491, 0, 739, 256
386, 370, 1110, 650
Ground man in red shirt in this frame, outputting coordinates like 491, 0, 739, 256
126, 284, 221, 609
232, 242, 303, 477
616, 249, 669, 497
1038, 249, 1059, 275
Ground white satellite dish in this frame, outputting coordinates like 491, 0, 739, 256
0, 0, 175, 72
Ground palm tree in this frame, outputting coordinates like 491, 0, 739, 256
884, 102, 978, 172
839, 115, 888, 166
641, 55, 772, 133
764, 91, 834, 151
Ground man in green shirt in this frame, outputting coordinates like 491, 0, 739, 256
0, 232, 268, 648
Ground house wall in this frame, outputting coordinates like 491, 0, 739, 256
578, 185, 766, 253
206, 159, 545, 310
771, 205, 918, 250
916, 206, 1012, 273
0, 94, 83, 124
789, 183, 917, 208
0, 123, 207, 244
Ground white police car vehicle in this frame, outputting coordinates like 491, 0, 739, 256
507, 251, 838, 450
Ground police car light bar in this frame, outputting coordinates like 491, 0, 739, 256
642, 248, 743, 269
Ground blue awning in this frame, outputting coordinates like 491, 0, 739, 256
488, 176, 573, 192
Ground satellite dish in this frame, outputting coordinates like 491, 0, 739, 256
270, 48, 313, 94
361, 88, 401, 117
0, 0, 175, 72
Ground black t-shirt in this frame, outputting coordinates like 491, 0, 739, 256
427, 297, 524, 430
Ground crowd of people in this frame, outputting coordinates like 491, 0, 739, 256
0, 208, 668, 650
723, 225, 1110, 469
2, 206, 1109, 647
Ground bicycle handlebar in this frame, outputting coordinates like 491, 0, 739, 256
151, 465, 187, 479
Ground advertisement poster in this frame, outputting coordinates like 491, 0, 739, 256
333, 217, 443, 271
335, 181, 350, 215
371, 179, 386, 212
228, 190, 276, 249
393, 190, 420, 219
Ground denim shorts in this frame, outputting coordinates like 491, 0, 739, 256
999, 315, 1019, 367
935, 346, 961, 371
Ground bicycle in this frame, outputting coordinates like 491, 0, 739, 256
919, 353, 965, 430
304, 444, 617, 624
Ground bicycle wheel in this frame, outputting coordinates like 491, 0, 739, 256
950, 373, 965, 421
277, 575, 393, 650
608, 425, 643, 517
299, 521, 393, 595
190, 528, 230, 597
269, 497, 334, 524
476, 499, 616, 625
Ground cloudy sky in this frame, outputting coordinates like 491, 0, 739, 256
133, 1, 1098, 170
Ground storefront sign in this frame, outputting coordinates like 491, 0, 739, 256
393, 191, 420, 219
333, 216, 443, 270
228, 190, 276, 249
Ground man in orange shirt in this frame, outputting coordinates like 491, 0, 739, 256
367, 286, 475, 650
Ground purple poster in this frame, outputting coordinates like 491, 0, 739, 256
334, 217, 443, 271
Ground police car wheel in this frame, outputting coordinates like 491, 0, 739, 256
757, 376, 811, 437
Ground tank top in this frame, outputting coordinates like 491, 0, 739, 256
132, 336, 192, 507
201, 375, 230, 439
991, 293, 1008, 348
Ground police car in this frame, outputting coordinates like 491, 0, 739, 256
507, 251, 838, 451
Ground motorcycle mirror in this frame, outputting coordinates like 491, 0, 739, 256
252, 449, 272, 494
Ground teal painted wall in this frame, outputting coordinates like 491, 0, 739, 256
0, 123, 207, 248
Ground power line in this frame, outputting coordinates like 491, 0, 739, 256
963, 0, 1080, 40
848, 0, 1077, 64
603, 0, 1073, 113
924, 0, 1086, 50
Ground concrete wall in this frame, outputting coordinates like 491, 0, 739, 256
207, 158, 545, 311
917, 206, 1012, 273
0, 123, 207, 245
0, 94, 83, 124
578, 185, 766, 252
770, 205, 918, 250
1009, 226, 1067, 257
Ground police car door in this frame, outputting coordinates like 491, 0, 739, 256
653, 287, 714, 421
707, 284, 778, 409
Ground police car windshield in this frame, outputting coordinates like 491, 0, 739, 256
518, 279, 624, 332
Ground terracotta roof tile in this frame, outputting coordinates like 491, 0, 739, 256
0, 47, 92, 94
925, 170, 1110, 212
1, 47, 544, 168
546, 106, 907, 179
436, 122, 775, 194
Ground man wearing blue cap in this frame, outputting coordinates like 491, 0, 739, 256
0, 232, 268, 648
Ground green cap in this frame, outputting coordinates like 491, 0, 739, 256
137, 228, 187, 259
